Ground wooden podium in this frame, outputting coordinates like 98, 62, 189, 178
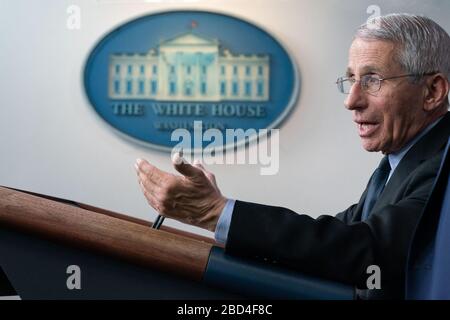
0, 186, 354, 299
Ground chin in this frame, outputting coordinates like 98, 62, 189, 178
361, 141, 380, 153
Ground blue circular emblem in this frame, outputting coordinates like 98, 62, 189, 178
84, 10, 299, 151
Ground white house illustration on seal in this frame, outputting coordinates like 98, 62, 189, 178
108, 31, 270, 101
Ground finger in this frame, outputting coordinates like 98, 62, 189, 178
138, 172, 161, 196
193, 161, 217, 186
171, 152, 186, 165
139, 176, 172, 207
208, 172, 218, 186
172, 153, 204, 178
139, 180, 161, 212
193, 160, 206, 171
135, 158, 167, 184
140, 183, 171, 215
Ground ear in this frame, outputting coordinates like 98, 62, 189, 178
423, 73, 449, 111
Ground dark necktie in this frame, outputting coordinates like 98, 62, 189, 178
361, 156, 391, 221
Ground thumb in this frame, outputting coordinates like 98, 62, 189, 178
193, 159, 206, 171
172, 152, 203, 178
193, 160, 218, 188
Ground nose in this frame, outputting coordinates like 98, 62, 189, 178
344, 81, 367, 111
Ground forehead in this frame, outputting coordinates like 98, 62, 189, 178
347, 38, 399, 75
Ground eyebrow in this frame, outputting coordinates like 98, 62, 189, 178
346, 65, 385, 77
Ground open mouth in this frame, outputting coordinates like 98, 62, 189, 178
357, 122, 380, 137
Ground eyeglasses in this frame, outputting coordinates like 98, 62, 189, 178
336, 72, 437, 94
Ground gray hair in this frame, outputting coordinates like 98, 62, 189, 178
355, 14, 450, 106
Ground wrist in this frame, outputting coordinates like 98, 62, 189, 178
203, 196, 227, 232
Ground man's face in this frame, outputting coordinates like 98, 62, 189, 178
345, 38, 427, 154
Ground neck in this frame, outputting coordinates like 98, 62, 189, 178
385, 110, 447, 155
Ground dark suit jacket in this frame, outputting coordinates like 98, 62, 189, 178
225, 112, 450, 299
406, 137, 450, 299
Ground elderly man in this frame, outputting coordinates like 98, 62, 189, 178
135, 14, 450, 299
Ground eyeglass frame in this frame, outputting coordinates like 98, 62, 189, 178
335, 72, 438, 94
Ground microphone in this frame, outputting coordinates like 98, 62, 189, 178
152, 214, 165, 230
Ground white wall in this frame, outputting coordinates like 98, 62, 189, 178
1, 0, 449, 238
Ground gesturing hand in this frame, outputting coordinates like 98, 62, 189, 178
134, 153, 227, 232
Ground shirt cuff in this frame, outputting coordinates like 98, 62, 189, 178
214, 199, 236, 245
